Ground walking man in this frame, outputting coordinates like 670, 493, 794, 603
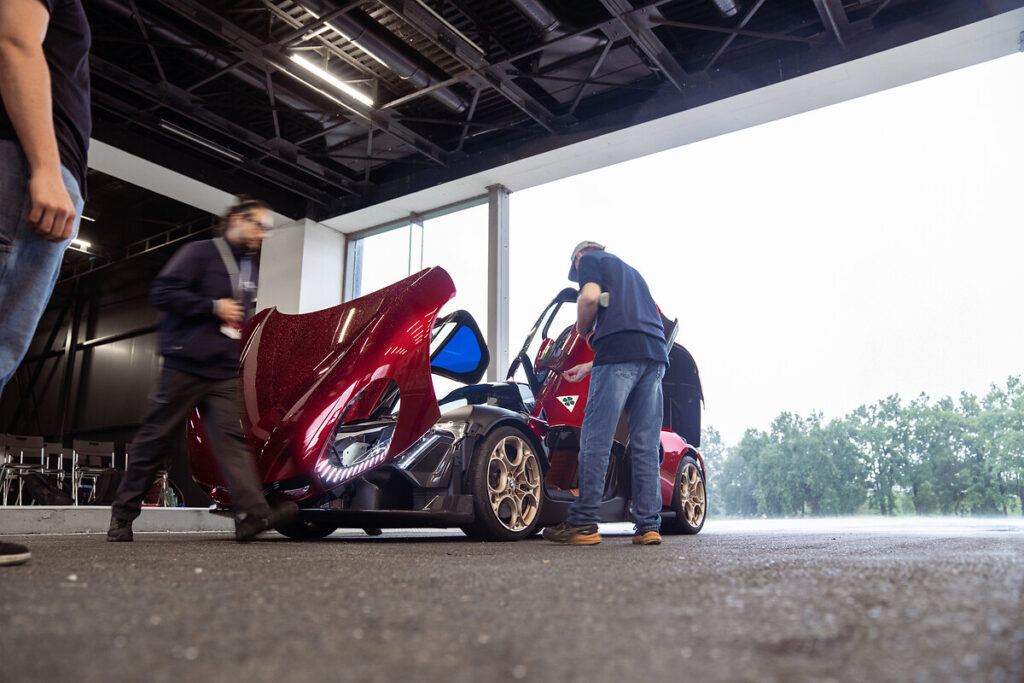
542, 241, 668, 545
0, 0, 91, 566
107, 196, 297, 543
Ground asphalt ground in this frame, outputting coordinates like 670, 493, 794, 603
1, 518, 1023, 683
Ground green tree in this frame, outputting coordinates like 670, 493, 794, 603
848, 396, 911, 516
819, 417, 868, 514
720, 429, 768, 516
699, 426, 729, 516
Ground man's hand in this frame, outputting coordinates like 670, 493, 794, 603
562, 362, 593, 383
28, 168, 76, 241
214, 298, 243, 324
1, 0, 76, 241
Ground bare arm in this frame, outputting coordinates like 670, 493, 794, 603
562, 361, 593, 382
576, 282, 601, 338
0, 0, 77, 242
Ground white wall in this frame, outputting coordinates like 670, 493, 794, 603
258, 218, 345, 314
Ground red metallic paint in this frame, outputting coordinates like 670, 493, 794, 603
188, 267, 456, 502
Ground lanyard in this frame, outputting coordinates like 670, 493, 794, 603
213, 237, 243, 301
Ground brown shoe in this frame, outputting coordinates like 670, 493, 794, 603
632, 530, 662, 545
542, 522, 601, 545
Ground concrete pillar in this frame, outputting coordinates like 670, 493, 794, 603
259, 218, 346, 314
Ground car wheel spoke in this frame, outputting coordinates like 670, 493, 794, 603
485, 435, 541, 532
678, 462, 707, 527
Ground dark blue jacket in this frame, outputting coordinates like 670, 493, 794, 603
151, 239, 257, 379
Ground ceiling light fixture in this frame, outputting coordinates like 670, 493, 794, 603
274, 63, 351, 110
81, 215, 96, 222
711, 0, 740, 17
71, 239, 91, 250
289, 53, 374, 107
157, 120, 245, 163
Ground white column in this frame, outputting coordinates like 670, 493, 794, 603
486, 184, 510, 381
408, 214, 424, 275
259, 218, 346, 314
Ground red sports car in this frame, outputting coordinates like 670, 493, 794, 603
188, 267, 706, 540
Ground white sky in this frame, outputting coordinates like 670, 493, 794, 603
506, 52, 1024, 446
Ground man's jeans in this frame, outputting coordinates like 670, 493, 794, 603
567, 359, 667, 533
0, 139, 83, 392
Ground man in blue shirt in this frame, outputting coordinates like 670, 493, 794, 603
542, 241, 668, 545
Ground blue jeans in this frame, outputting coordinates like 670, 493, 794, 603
567, 359, 666, 533
0, 139, 83, 392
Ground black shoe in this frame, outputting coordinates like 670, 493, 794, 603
235, 502, 299, 543
107, 517, 134, 542
0, 542, 31, 566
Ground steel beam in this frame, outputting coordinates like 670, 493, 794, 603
705, 0, 769, 72
567, 39, 614, 118
7, 303, 70, 432
812, 0, 852, 48
375, 0, 558, 133
90, 55, 357, 191
155, 0, 450, 165
652, 16, 813, 45
91, 92, 332, 209
58, 291, 83, 441
600, 0, 691, 95
59, 217, 217, 283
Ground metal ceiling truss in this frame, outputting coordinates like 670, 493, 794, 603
58, 215, 219, 283
85, 0, 1024, 221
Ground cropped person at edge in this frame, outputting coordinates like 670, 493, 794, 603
0, 0, 91, 567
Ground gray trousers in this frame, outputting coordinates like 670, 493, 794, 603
111, 367, 270, 522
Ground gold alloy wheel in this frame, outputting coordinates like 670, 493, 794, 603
485, 435, 541, 532
679, 462, 707, 527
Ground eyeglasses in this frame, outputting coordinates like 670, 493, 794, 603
241, 214, 273, 231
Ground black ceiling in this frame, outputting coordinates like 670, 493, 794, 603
86, 0, 1024, 222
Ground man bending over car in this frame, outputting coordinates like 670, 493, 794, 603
542, 241, 667, 546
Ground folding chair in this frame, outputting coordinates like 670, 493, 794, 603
71, 440, 118, 505
43, 442, 74, 493
0, 435, 46, 505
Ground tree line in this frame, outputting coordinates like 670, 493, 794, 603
703, 376, 1024, 517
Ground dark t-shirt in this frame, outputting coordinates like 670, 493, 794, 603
0, 0, 91, 193
576, 251, 668, 366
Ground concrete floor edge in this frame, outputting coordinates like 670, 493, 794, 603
0, 506, 235, 535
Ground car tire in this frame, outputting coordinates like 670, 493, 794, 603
462, 425, 545, 541
662, 455, 706, 535
274, 517, 338, 540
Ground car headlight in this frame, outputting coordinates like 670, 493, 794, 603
316, 422, 395, 486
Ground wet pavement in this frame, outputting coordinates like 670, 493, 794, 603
2, 518, 1022, 683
